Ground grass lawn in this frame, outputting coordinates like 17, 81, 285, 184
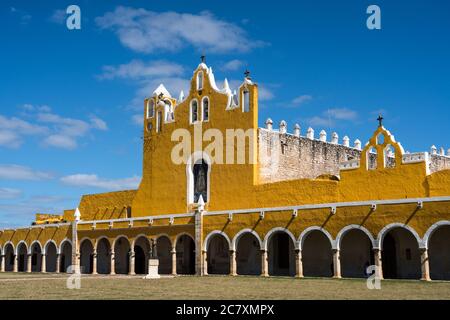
0, 273, 449, 300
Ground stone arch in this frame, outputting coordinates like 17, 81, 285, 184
4, 242, 15, 272
264, 228, 296, 276
175, 233, 196, 275
204, 231, 230, 275
79, 238, 94, 274
29, 241, 43, 272
156, 234, 173, 274
234, 229, 262, 276
133, 235, 151, 275
300, 227, 334, 277
96, 237, 111, 274
114, 236, 131, 274
336, 225, 375, 278
379, 224, 421, 279
425, 221, 450, 280
16, 241, 28, 272
44, 240, 58, 272
59, 239, 73, 273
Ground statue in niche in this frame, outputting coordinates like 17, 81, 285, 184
194, 160, 208, 203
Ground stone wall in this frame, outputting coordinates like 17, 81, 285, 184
430, 154, 450, 173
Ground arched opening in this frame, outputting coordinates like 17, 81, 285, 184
96, 238, 111, 274
4, 244, 14, 272
60, 241, 72, 273
134, 237, 150, 275
80, 240, 93, 274
236, 233, 261, 275
428, 225, 450, 280
114, 237, 130, 275
146, 99, 154, 118
17, 243, 27, 272
340, 229, 374, 278
207, 234, 230, 275
197, 71, 204, 91
366, 146, 378, 170
382, 228, 421, 279
156, 236, 172, 275
302, 231, 333, 277
176, 235, 195, 275
202, 97, 209, 121
193, 160, 208, 203
268, 232, 295, 276
190, 100, 199, 123
242, 89, 250, 112
45, 242, 57, 272
30, 243, 42, 272
384, 144, 396, 168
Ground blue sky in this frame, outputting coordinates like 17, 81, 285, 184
0, 0, 449, 227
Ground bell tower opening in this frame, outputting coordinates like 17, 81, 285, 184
193, 160, 208, 203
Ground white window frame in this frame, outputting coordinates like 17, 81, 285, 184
156, 110, 163, 133
242, 89, 250, 112
202, 96, 210, 122
186, 151, 211, 205
190, 99, 199, 124
197, 71, 204, 91
146, 99, 155, 119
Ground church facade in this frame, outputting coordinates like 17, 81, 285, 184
1, 60, 449, 281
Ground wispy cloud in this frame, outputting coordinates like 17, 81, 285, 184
0, 164, 53, 181
61, 174, 141, 191
95, 7, 266, 54
49, 9, 66, 24
10, 7, 32, 25
220, 59, 245, 72
308, 108, 358, 127
0, 188, 22, 200
292, 95, 313, 106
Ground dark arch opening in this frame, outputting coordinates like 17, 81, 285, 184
80, 240, 93, 274
60, 242, 72, 273
96, 238, 111, 274
340, 230, 374, 278
157, 236, 172, 275
302, 231, 333, 277
45, 242, 57, 272
236, 233, 261, 275
176, 235, 195, 275
268, 232, 295, 276
207, 234, 230, 275
429, 225, 450, 280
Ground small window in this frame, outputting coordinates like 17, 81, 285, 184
197, 72, 204, 91
126, 206, 132, 218
191, 100, 198, 123
147, 100, 155, 118
367, 146, 378, 170
203, 98, 209, 121
243, 90, 250, 112
156, 111, 162, 133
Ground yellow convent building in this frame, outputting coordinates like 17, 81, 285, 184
1, 60, 449, 281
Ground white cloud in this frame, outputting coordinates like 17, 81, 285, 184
132, 114, 142, 126
90, 116, 108, 131
0, 188, 22, 200
96, 7, 265, 54
221, 59, 245, 72
97, 60, 184, 80
0, 164, 53, 181
292, 95, 313, 106
49, 9, 66, 24
258, 86, 275, 101
308, 108, 358, 127
43, 134, 77, 150
61, 174, 141, 191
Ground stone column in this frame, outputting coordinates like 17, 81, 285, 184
229, 250, 237, 276
56, 253, 61, 273
74, 252, 80, 274
420, 248, 431, 281
261, 250, 269, 277
13, 255, 18, 272
92, 251, 98, 275
332, 249, 341, 279
41, 254, 46, 273
195, 208, 205, 276
110, 251, 115, 275
373, 248, 383, 279
0, 255, 5, 272
27, 254, 32, 273
128, 251, 136, 275
171, 248, 177, 276
295, 249, 304, 278
202, 250, 208, 276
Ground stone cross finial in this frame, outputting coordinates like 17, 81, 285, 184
244, 69, 251, 80
377, 114, 384, 127
201, 55, 206, 63
265, 118, 273, 131
294, 124, 301, 137
279, 120, 287, 134
343, 136, 350, 147
331, 132, 338, 144
74, 207, 81, 222
307, 127, 314, 140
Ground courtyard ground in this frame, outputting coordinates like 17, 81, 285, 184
0, 273, 449, 300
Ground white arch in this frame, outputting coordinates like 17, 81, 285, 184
175, 232, 196, 252
15, 240, 28, 255
423, 220, 450, 249
203, 231, 232, 251
28, 240, 43, 254
298, 226, 335, 250
201, 96, 210, 121
58, 238, 73, 255
95, 236, 111, 251
112, 235, 131, 250
186, 151, 212, 206
376, 223, 422, 249
132, 234, 151, 248
3, 241, 14, 254
79, 237, 94, 248
231, 229, 263, 252
335, 225, 376, 250
263, 227, 298, 251
43, 240, 57, 255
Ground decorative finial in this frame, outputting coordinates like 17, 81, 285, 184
244, 69, 251, 80
377, 114, 384, 127
200, 54, 206, 63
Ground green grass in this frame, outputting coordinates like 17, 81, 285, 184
0, 273, 449, 300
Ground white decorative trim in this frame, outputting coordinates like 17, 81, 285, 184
112, 235, 131, 250
231, 229, 263, 252
58, 238, 73, 255
339, 159, 360, 170
203, 231, 232, 251
28, 240, 43, 254
201, 96, 210, 122
375, 223, 422, 249
422, 220, 450, 249
402, 152, 428, 164
15, 240, 28, 255
186, 151, 212, 206
263, 227, 298, 251
335, 225, 376, 250
298, 226, 334, 250
43, 239, 58, 255
189, 99, 200, 125
3, 241, 14, 254
132, 234, 151, 248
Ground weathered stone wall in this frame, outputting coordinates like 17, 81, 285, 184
430, 154, 450, 173
258, 128, 361, 182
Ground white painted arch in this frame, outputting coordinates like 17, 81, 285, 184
43, 240, 58, 255
112, 235, 131, 250
28, 240, 43, 254
263, 227, 298, 251
376, 223, 422, 249
132, 234, 151, 248
58, 238, 73, 255
335, 225, 376, 250
231, 229, 263, 252
3, 241, 14, 254
15, 240, 28, 255
203, 230, 232, 251
298, 226, 335, 250
186, 151, 212, 206
422, 220, 450, 249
